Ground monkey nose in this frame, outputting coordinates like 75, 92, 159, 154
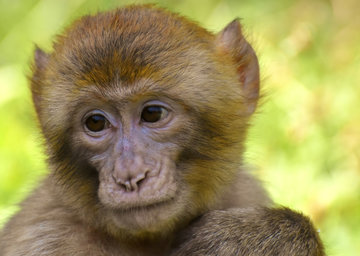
113, 172, 147, 192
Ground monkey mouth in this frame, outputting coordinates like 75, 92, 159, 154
98, 173, 178, 211
112, 197, 175, 213
98, 182, 178, 212
106, 196, 184, 234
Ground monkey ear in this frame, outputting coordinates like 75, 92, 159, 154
34, 46, 49, 71
31, 46, 49, 116
34, 45, 49, 70
216, 19, 260, 116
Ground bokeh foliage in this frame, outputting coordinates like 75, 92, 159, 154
0, 0, 359, 254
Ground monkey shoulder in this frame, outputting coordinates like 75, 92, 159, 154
0, 184, 120, 256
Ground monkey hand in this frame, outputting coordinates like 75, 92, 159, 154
171, 207, 325, 256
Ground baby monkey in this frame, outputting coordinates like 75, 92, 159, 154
0, 5, 324, 256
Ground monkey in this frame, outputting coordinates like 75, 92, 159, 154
0, 5, 325, 256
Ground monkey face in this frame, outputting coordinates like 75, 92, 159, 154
30, 6, 259, 236
69, 88, 198, 232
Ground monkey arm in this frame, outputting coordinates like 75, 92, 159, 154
171, 207, 325, 256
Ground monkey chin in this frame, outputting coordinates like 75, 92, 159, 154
101, 191, 192, 239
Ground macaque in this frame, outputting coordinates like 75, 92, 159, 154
0, 5, 324, 256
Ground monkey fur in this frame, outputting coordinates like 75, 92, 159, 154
0, 5, 324, 256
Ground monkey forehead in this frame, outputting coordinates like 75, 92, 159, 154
49, 5, 218, 85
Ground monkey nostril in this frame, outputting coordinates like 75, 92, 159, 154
113, 171, 149, 192
123, 181, 132, 192
130, 171, 149, 192
112, 174, 129, 191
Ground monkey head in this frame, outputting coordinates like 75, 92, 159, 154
30, 6, 259, 239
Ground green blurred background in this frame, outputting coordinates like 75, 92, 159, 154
0, 0, 359, 254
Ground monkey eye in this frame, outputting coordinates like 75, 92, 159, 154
85, 114, 109, 132
141, 105, 168, 123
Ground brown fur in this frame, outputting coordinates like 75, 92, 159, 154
0, 5, 324, 256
